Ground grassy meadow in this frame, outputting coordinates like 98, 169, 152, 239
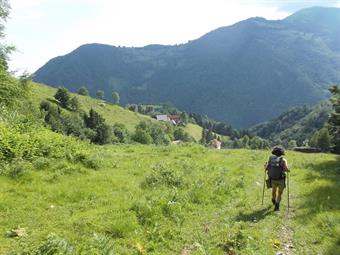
1, 143, 339, 254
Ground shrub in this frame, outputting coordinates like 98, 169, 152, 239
142, 163, 184, 188
69, 96, 80, 111
133, 121, 172, 145
54, 87, 71, 108
131, 200, 157, 226
78, 86, 89, 96
0, 68, 28, 107
112, 123, 130, 143
174, 128, 192, 142
132, 128, 153, 144
32, 233, 74, 255
32, 157, 50, 170
6, 160, 31, 179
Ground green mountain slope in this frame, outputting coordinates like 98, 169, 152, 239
33, 7, 340, 128
249, 102, 332, 146
31, 82, 202, 141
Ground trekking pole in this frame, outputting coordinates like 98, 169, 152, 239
287, 171, 290, 211
261, 170, 266, 206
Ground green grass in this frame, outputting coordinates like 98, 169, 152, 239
1, 144, 339, 254
184, 123, 203, 142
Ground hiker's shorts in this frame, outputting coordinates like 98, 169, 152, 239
271, 179, 285, 191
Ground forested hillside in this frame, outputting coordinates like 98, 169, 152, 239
249, 102, 331, 146
34, 7, 340, 127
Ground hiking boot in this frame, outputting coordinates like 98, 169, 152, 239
272, 198, 276, 205
274, 202, 280, 211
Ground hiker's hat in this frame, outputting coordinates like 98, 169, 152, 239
272, 146, 285, 156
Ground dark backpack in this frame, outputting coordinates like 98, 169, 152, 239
266, 155, 285, 180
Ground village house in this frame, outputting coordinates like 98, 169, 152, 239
155, 114, 181, 125
209, 139, 222, 150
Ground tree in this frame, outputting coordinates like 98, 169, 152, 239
112, 91, 120, 105
200, 128, 207, 145
112, 123, 130, 143
84, 108, 111, 144
0, 0, 11, 69
174, 128, 191, 142
84, 108, 105, 130
78, 86, 89, 96
317, 128, 332, 152
145, 105, 154, 114
206, 129, 214, 143
92, 124, 111, 145
127, 104, 138, 112
132, 129, 152, 144
180, 112, 189, 125
328, 85, 340, 153
240, 135, 250, 148
54, 87, 71, 108
96, 90, 104, 100
69, 96, 80, 111
137, 105, 143, 113
287, 140, 297, 149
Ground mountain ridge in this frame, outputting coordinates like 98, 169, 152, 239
34, 7, 340, 128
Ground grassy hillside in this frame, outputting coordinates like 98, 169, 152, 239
31, 83, 154, 132
31, 82, 202, 141
1, 144, 339, 254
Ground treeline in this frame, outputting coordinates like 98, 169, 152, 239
77, 86, 120, 104
248, 103, 332, 149
40, 87, 194, 146
126, 103, 239, 138
328, 85, 340, 153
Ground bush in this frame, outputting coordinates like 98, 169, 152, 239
132, 128, 153, 144
54, 87, 71, 108
33, 157, 50, 170
78, 86, 89, 96
142, 163, 184, 188
7, 160, 31, 179
132, 121, 172, 145
0, 68, 28, 107
32, 233, 74, 255
174, 128, 192, 142
112, 123, 130, 143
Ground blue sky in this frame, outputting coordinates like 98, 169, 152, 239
5, 0, 340, 73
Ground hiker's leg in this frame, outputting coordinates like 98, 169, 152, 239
277, 186, 284, 203
272, 186, 277, 201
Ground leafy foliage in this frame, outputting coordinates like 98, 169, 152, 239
96, 90, 104, 99
249, 103, 331, 147
54, 87, 71, 108
328, 85, 340, 153
77, 86, 89, 96
111, 91, 120, 105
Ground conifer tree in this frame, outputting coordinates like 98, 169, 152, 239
54, 87, 71, 108
328, 85, 340, 153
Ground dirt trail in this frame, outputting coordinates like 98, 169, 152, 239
277, 194, 296, 255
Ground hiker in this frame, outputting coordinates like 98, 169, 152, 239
265, 147, 289, 211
